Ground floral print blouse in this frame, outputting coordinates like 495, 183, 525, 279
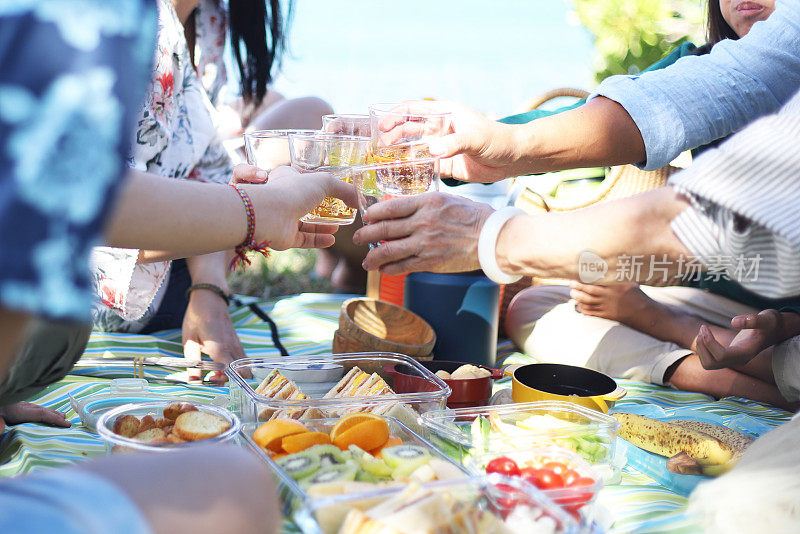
0, 0, 156, 321
91, 0, 233, 332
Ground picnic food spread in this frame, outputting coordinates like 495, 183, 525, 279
255, 367, 419, 423
110, 402, 231, 444
251, 413, 468, 495
335, 483, 561, 534
612, 413, 754, 476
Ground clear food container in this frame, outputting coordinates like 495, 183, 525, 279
466, 446, 603, 529
419, 401, 620, 481
240, 415, 470, 508
294, 473, 579, 534
226, 353, 450, 430
96, 400, 241, 453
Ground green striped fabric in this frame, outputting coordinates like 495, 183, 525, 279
0, 293, 791, 533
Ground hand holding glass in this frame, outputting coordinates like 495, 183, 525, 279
288, 133, 370, 225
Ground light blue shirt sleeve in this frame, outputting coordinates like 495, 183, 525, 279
0, 469, 152, 534
589, 0, 800, 170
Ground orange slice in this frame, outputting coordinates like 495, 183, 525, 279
332, 419, 390, 451
330, 413, 385, 442
252, 419, 308, 453
369, 435, 403, 458
281, 431, 332, 454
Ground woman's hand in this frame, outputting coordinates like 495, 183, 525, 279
375, 100, 523, 183
0, 402, 71, 434
239, 165, 358, 251
182, 287, 245, 383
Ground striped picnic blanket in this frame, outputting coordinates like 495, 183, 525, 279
0, 293, 791, 533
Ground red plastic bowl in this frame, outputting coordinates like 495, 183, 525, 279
386, 361, 503, 409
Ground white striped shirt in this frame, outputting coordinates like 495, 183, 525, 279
669, 89, 800, 299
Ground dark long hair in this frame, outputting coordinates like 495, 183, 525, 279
706, 0, 738, 46
228, 0, 291, 106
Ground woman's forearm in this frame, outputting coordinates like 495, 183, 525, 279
511, 97, 647, 175
103, 170, 248, 256
185, 252, 231, 290
495, 187, 691, 283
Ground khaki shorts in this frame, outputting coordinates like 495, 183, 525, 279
772, 336, 800, 402
505, 285, 759, 385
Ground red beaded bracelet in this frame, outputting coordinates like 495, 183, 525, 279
229, 184, 270, 271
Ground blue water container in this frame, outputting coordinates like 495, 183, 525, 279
404, 271, 500, 367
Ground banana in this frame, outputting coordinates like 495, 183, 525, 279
612, 413, 734, 465
669, 419, 753, 455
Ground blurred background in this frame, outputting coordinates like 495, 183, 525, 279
230, 0, 706, 298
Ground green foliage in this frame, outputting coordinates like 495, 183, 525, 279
227, 249, 334, 298
570, 0, 705, 82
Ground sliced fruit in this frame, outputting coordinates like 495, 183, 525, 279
382, 445, 431, 478
276, 451, 320, 480
299, 464, 357, 488
330, 412, 385, 442
332, 419, 390, 451
307, 444, 347, 466
369, 435, 403, 458
252, 419, 308, 453
281, 431, 331, 454
361, 456, 394, 478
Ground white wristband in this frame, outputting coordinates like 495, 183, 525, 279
478, 207, 525, 285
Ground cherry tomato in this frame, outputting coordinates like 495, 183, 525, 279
562, 469, 581, 486
542, 461, 568, 476
485, 457, 520, 477
522, 468, 565, 490
492, 483, 524, 515
569, 476, 597, 488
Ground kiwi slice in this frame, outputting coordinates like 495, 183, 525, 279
276, 451, 320, 481
381, 445, 431, 478
306, 444, 346, 466
361, 456, 393, 478
299, 464, 357, 488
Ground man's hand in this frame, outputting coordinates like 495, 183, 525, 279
353, 192, 493, 275
240, 165, 357, 251
0, 402, 71, 433
695, 309, 786, 370
375, 100, 522, 183
182, 289, 246, 383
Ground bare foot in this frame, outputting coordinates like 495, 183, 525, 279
569, 282, 661, 326
0, 402, 71, 433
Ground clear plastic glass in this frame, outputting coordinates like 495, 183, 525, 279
419, 401, 620, 480
243, 129, 319, 171
294, 473, 578, 534
368, 102, 450, 154
466, 446, 603, 529
287, 133, 371, 224
96, 400, 241, 453
225, 353, 450, 427
321, 114, 371, 136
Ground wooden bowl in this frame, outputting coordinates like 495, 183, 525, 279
335, 298, 436, 359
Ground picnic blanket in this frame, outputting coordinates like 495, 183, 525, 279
0, 293, 792, 533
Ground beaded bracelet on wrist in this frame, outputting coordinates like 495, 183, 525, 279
185, 283, 230, 306
229, 183, 270, 271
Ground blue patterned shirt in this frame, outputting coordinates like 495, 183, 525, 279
0, 0, 157, 320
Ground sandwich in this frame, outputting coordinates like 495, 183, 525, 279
255, 369, 311, 420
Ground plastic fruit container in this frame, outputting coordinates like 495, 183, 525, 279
225, 353, 450, 430
96, 400, 241, 453
419, 400, 620, 481
466, 446, 603, 528
240, 415, 470, 511
294, 473, 579, 534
